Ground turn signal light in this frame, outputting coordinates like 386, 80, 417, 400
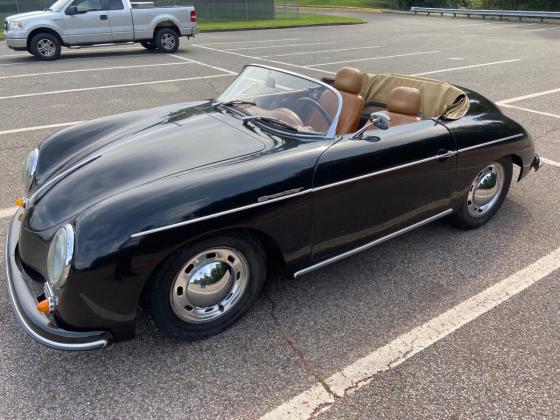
15, 197, 26, 208
36, 299, 50, 313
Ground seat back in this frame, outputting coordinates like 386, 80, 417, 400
334, 67, 366, 134
386, 87, 422, 126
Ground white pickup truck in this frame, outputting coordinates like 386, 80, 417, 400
4, 0, 198, 60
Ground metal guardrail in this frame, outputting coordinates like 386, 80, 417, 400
410, 7, 560, 22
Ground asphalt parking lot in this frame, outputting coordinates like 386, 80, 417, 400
1, 11, 560, 419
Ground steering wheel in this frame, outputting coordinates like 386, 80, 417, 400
297, 97, 332, 128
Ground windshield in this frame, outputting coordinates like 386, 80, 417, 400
216, 65, 340, 137
49, 0, 70, 11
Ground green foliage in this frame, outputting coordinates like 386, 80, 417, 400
394, 0, 560, 10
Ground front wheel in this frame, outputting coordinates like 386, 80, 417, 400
154, 28, 180, 53
30, 32, 61, 61
449, 156, 513, 230
147, 233, 266, 340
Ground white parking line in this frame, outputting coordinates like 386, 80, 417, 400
262, 45, 380, 58
526, 26, 560, 32
499, 104, 560, 120
497, 88, 560, 105
197, 38, 300, 46
455, 22, 508, 27
307, 51, 441, 67
194, 44, 336, 75
261, 246, 560, 419
486, 23, 538, 29
0, 53, 150, 66
0, 73, 232, 100
0, 46, 143, 60
225, 42, 335, 51
0, 121, 82, 136
0, 61, 194, 80
541, 157, 560, 168
413, 59, 521, 76
168, 54, 237, 75
0, 207, 17, 219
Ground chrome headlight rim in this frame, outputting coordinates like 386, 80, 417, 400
47, 224, 75, 288
22, 148, 39, 191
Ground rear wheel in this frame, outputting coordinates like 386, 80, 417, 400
154, 28, 179, 53
147, 233, 266, 340
449, 156, 512, 230
30, 32, 61, 61
140, 41, 157, 50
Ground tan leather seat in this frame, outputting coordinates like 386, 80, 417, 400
307, 67, 365, 135
386, 87, 422, 126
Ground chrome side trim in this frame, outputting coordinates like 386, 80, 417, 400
457, 134, 524, 153
294, 209, 453, 278
313, 152, 456, 193
130, 189, 312, 238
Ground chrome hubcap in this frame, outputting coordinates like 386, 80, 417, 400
161, 34, 176, 50
467, 162, 505, 217
170, 248, 249, 323
37, 39, 56, 56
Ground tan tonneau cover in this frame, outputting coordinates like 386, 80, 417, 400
360, 73, 470, 120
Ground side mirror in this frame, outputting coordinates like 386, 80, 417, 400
66, 5, 78, 15
351, 111, 391, 140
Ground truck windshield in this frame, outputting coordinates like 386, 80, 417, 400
215, 65, 340, 138
49, 0, 70, 11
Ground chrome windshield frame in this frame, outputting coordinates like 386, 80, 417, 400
216, 63, 343, 140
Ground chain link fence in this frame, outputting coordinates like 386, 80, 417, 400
1, 0, 300, 21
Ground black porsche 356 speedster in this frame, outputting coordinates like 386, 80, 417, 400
6, 64, 541, 350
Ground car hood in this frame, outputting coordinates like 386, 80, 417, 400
26, 101, 267, 231
5, 11, 55, 21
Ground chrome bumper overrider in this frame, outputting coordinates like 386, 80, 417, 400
532, 154, 542, 172
5, 209, 111, 351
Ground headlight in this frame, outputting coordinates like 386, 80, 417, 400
47, 224, 75, 288
8, 21, 24, 31
22, 148, 38, 190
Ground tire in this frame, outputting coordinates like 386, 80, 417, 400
140, 41, 157, 50
29, 32, 61, 61
449, 156, 513, 230
154, 28, 179, 53
147, 233, 266, 340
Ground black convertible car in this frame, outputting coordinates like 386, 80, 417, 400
6, 64, 540, 350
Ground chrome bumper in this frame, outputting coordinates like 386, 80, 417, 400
5, 36, 27, 49
5, 209, 111, 351
531, 154, 542, 172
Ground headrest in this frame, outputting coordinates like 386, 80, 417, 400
387, 87, 421, 116
334, 67, 362, 95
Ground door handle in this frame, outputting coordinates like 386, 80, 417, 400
100, 14, 108, 20
436, 150, 457, 162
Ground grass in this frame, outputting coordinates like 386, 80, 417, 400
297, 0, 393, 8
198, 13, 363, 31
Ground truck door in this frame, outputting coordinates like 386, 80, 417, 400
105, 0, 134, 42
63, 0, 112, 44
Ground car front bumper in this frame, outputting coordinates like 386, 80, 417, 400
5, 209, 111, 351
5, 35, 27, 50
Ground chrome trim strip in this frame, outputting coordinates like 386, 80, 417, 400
130, 189, 312, 238
457, 134, 524, 153
294, 209, 453, 278
5, 222, 108, 351
313, 152, 456, 192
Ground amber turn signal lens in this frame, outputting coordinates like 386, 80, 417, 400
36, 299, 50, 313
15, 197, 25, 208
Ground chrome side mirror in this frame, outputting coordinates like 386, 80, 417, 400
351, 111, 391, 139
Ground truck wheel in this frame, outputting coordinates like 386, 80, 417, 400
147, 233, 266, 340
30, 33, 61, 61
154, 28, 179, 53
449, 156, 512, 230
140, 41, 157, 50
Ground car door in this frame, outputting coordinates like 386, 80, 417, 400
105, 0, 134, 42
310, 119, 457, 262
63, 0, 111, 44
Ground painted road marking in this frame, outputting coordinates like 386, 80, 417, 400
307, 51, 441, 67
497, 88, 560, 105
167, 54, 237, 75
0, 122, 82, 136
541, 157, 560, 168
197, 38, 300, 46
413, 59, 521, 76
499, 104, 560, 120
225, 42, 336, 51
262, 45, 380, 58
0, 207, 17, 219
0, 61, 194, 80
0, 53, 152, 67
0, 73, 232, 100
261, 246, 560, 419
526, 26, 560, 32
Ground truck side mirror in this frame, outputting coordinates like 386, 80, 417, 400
66, 5, 78, 15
